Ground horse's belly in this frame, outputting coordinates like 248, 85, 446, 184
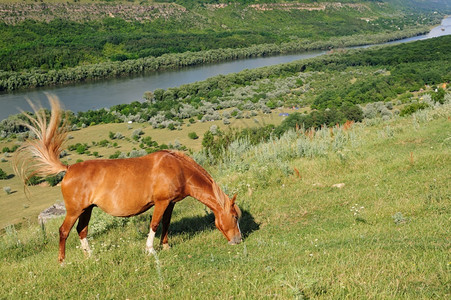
93, 191, 153, 217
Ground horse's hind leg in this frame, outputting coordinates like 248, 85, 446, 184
160, 202, 175, 250
76, 206, 94, 258
59, 211, 82, 263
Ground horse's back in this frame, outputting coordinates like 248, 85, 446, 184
61, 151, 187, 216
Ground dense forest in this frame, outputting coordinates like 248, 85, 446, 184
0, 0, 446, 90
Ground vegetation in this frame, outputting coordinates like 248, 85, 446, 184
0, 16, 450, 294
0, 100, 449, 298
0, 168, 8, 180
1, 35, 450, 148
0, 0, 446, 90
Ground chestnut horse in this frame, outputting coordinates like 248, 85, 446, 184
14, 96, 242, 263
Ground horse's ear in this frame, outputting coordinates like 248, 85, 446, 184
230, 194, 237, 206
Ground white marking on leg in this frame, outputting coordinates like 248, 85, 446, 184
80, 237, 92, 257
146, 229, 156, 255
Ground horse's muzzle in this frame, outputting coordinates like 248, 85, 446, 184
228, 235, 242, 245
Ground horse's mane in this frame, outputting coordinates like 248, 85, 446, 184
163, 150, 227, 208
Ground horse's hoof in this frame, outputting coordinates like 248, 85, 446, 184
162, 243, 171, 250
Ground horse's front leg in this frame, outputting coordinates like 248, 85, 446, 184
146, 201, 171, 254
160, 202, 175, 250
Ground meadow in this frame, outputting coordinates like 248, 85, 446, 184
0, 101, 449, 298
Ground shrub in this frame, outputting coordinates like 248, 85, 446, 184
188, 132, 199, 140
132, 129, 144, 140
128, 149, 147, 158
0, 168, 8, 179
109, 150, 121, 159
27, 175, 44, 186
400, 102, 429, 117
3, 186, 11, 195
209, 125, 218, 135
109, 132, 124, 140
98, 139, 109, 147
45, 172, 65, 187
342, 105, 363, 122
114, 132, 124, 139
76, 144, 88, 154
431, 88, 446, 104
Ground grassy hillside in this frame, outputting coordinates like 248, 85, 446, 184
0, 101, 449, 298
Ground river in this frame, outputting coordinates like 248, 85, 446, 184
1, 16, 450, 121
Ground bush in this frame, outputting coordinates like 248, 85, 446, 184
0, 168, 8, 179
109, 150, 122, 159
76, 144, 88, 154
109, 132, 124, 140
132, 129, 144, 140
431, 88, 446, 104
98, 139, 109, 147
188, 132, 199, 140
27, 175, 44, 186
45, 172, 65, 187
3, 186, 11, 195
1, 145, 19, 153
400, 102, 429, 117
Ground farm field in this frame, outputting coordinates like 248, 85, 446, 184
0, 101, 449, 298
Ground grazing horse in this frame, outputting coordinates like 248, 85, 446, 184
14, 96, 242, 263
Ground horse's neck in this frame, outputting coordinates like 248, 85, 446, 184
186, 169, 225, 214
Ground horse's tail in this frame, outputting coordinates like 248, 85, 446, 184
13, 94, 69, 187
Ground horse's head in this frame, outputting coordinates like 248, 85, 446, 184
215, 194, 242, 245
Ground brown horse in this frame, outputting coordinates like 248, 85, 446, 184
14, 96, 242, 263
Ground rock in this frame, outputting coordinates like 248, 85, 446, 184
332, 183, 345, 189
38, 202, 66, 224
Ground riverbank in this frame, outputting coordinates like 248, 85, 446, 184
0, 26, 432, 93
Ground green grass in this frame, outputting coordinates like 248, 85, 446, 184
0, 103, 449, 298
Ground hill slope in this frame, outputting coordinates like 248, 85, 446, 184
0, 102, 449, 298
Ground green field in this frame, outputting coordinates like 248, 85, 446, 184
0, 101, 449, 298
